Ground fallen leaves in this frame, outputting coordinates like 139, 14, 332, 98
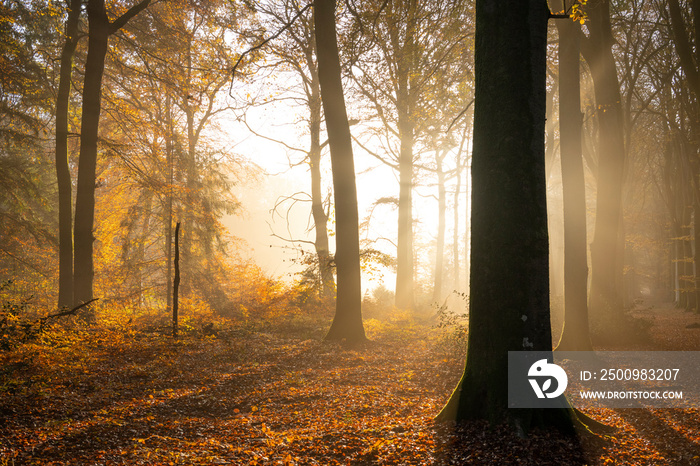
0, 310, 698, 464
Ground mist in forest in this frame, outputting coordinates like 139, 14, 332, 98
4, 0, 700, 463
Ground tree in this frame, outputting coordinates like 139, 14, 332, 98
55, 0, 83, 308
0, 0, 61, 304
555, 0, 593, 351
73, 0, 152, 308
102, 0, 244, 309
580, 0, 627, 331
251, 0, 335, 298
437, 0, 572, 431
347, 0, 473, 310
667, 0, 700, 310
314, 0, 366, 342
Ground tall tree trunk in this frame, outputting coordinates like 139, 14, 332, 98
669, 0, 700, 312
137, 192, 152, 307
55, 0, 82, 308
453, 148, 462, 294
394, 0, 417, 311
315, 0, 366, 343
395, 122, 415, 310
555, 10, 593, 351
452, 120, 470, 296
173, 222, 180, 339
695, 197, 700, 312
438, 1, 571, 431
580, 0, 627, 332
72, 0, 151, 308
165, 95, 174, 313
73, 9, 109, 308
433, 149, 446, 302
308, 61, 335, 297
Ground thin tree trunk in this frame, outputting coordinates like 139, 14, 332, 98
315, 0, 365, 343
173, 222, 180, 339
55, 0, 82, 308
555, 10, 593, 351
308, 60, 335, 297
394, 0, 417, 311
453, 150, 461, 294
165, 95, 173, 313
433, 149, 446, 302
137, 192, 152, 307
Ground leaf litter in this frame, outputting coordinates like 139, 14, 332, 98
0, 307, 698, 465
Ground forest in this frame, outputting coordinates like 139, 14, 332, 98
1, 0, 700, 464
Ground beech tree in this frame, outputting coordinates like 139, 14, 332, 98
252, 0, 335, 298
314, 0, 366, 342
73, 0, 152, 309
667, 0, 700, 310
347, 0, 473, 310
55, 0, 82, 308
437, 0, 573, 430
580, 0, 627, 331
555, 0, 593, 351
102, 0, 245, 309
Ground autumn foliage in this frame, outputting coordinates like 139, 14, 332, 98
1, 303, 699, 465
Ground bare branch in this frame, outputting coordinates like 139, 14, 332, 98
230, 2, 313, 82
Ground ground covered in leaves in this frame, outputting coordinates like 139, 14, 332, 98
1, 305, 700, 465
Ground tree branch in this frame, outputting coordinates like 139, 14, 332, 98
110, 0, 152, 34
43, 298, 100, 320
231, 2, 313, 82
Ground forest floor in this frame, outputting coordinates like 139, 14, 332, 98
1, 304, 700, 465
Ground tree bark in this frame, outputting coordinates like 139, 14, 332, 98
72, 0, 151, 308
173, 222, 180, 339
55, 0, 82, 308
437, 0, 571, 431
433, 149, 447, 303
555, 9, 593, 351
668, 0, 700, 312
73, 5, 109, 308
308, 56, 335, 297
580, 0, 626, 332
393, 0, 418, 311
315, 0, 366, 343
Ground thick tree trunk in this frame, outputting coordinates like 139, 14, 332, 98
580, 0, 626, 332
438, 0, 571, 431
73, 10, 109, 308
555, 11, 593, 351
315, 0, 366, 343
55, 0, 82, 308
